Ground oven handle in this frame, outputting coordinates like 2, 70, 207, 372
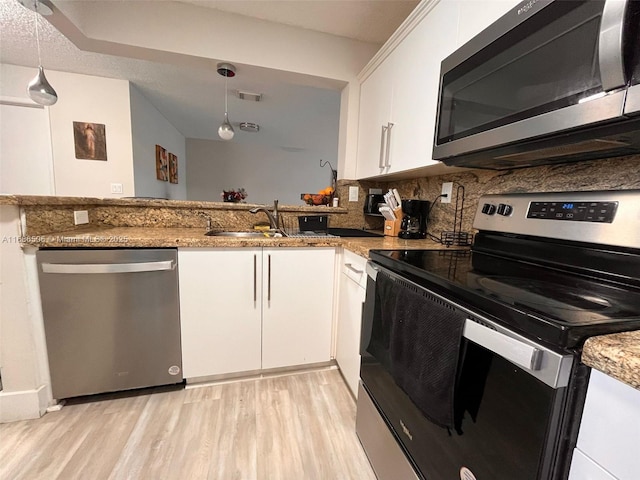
463, 320, 542, 371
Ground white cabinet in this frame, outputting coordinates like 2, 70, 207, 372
178, 247, 335, 379
569, 370, 640, 480
356, 55, 396, 179
336, 249, 368, 397
178, 248, 262, 378
355, 0, 459, 179
261, 248, 335, 369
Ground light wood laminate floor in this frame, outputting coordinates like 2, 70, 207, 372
0, 368, 377, 480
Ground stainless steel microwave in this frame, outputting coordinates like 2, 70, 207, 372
433, 0, 640, 170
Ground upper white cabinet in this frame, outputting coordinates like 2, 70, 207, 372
356, 0, 458, 179
355, 0, 520, 179
178, 247, 336, 380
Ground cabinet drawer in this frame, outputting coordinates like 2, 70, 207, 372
342, 249, 367, 288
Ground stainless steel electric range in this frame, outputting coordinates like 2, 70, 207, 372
357, 190, 640, 480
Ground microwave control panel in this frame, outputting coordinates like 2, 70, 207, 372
526, 201, 618, 223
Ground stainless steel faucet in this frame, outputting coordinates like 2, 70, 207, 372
249, 200, 279, 229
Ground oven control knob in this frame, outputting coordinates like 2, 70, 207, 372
497, 203, 513, 216
482, 203, 496, 215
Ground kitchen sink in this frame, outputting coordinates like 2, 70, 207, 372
205, 231, 284, 238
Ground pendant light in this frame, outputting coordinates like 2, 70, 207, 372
21, 0, 58, 106
217, 63, 236, 140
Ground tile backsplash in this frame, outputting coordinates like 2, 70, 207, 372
337, 154, 639, 238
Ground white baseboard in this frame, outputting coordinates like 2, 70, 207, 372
0, 385, 48, 423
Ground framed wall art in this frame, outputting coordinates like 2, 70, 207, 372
155, 145, 168, 181
73, 122, 107, 161
168, 153, 178, 184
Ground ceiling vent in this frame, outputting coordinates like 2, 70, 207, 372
239, 122, 260, 132
237, 91, 262, 102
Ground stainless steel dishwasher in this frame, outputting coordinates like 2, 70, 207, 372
36, 249, 182, 400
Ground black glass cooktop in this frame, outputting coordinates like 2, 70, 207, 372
369, 248, 640, 350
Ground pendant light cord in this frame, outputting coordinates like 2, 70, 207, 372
34, 7, 42, 65
224, 73, 228, 115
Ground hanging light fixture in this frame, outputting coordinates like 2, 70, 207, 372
20, 0, 58, 106
216, 63, 236, 140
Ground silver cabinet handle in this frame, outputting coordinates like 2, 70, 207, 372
41, 260, 175, 274
385, 122, 394, 168
463, 320, 542, 371
379, 124, 389, 169
599, 0, 627, 91
253, 254, 257, 304
267, 254, 272, 302
345, 263, 364, 275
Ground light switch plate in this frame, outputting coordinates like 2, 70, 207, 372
110, 183, 123, 194
349, 186, 359, 202
74, 210, 89, 225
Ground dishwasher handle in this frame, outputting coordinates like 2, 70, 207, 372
41, 260, 175, 274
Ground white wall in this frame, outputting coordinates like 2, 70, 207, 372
45, 69, 135, 197
187, 139, 334, 205
130, 85, 186, 200
0, 206, 51, 422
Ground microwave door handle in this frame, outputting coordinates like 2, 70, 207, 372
379, 125, 389, 169
463, 319, 543, 371
599, 0, 628, 91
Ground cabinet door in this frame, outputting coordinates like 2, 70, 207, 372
336, 250, 367, 398
178, 248, 262, 379
356, 57, 395, 179
262, 248, 335, 370
387, 0, 459, 174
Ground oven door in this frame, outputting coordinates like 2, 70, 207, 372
433, 0, 638, 168
357, 262, 578, 480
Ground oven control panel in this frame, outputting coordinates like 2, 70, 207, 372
473, 190, 640, 249
527, 201, 618, 223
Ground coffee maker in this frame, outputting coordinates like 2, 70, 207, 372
399, 199, 430, 239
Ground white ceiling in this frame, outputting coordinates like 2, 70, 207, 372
176, 0, 420, 44
0, 0, 419, 147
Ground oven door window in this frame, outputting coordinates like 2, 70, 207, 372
437, 1, 608, 145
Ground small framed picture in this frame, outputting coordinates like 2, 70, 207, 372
169, 153, 178, 184
73, 122, 107, 160
156, 145, 168, 181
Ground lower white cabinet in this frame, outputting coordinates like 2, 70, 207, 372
568, 369, 640, 480
336, 249, 368, 397
178, 247, 335, 379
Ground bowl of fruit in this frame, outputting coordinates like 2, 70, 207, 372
301, 187, 334, 205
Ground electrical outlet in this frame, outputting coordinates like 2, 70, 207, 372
74, 210, 89, 225
110, 183, 123, 194
441, 182, 453, 204
349, 186, 359, 202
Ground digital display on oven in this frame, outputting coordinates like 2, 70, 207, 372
527, 201, 618, 222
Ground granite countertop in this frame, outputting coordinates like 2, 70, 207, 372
582, 330, 640, 389
22, 226, 458, 257
0, 194, 347, 213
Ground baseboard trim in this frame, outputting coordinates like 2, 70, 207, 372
0, 385, 48, 423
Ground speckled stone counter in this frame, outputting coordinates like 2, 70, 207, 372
20, 226, 455, 255
582, 331, 640, 390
